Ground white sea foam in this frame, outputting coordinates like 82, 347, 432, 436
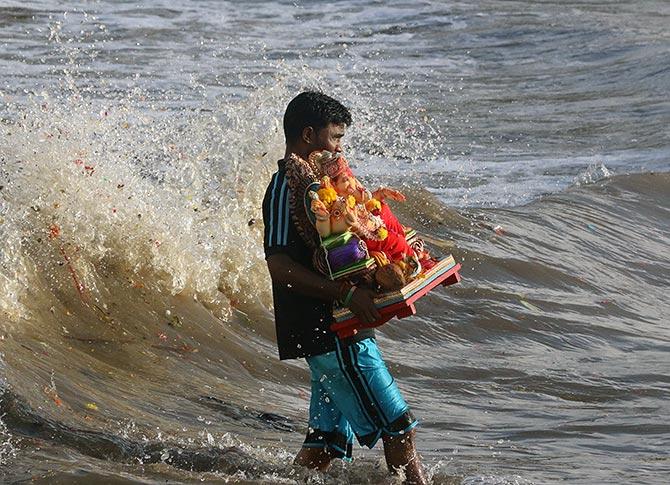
574, 162, 613, 186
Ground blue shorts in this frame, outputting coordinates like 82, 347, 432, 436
302, 337, 417, 461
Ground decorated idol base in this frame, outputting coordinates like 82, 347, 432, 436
331, 255, 462, 338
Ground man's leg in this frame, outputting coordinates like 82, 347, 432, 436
315, 338, 425, 482
295, 355, 355, 471
382, 429, 427, 485
295, 370, 335, 472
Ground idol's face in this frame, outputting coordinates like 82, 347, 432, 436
333, 173, 356, 195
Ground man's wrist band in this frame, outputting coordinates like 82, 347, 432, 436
343, 286, 357, 307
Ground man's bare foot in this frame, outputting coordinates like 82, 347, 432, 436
293, 447, 332, 472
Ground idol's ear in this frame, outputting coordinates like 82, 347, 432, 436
304, 181, 321, 226
301, 126, 314, 144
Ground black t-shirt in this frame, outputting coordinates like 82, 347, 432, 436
262, 159, 372, 360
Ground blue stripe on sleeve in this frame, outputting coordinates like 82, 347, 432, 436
267, 173, 279, 246
276, 179, 288, 246
282, 187, 290, 245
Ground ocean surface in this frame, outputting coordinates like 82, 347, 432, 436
1, 1, 669, 483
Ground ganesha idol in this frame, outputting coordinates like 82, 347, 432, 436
306, 150, 429, 291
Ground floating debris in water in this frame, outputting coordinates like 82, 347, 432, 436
168, 315, 183, 328
44, 386, 63, 407
48, 223, 60, 239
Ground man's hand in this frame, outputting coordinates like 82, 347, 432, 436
347, 287, 381, 324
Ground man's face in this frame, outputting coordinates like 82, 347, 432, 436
311, 122, 346, 153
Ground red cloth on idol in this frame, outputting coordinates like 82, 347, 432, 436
364, 202, 415, 261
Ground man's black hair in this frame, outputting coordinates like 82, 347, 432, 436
283, 91, 352, 142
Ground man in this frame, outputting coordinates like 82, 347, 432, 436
262, 91, 427, 484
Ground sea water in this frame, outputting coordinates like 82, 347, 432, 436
1, 1, 669, 483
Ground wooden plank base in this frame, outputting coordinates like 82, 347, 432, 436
331, 261, 461, 338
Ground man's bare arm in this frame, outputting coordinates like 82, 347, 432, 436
266, 253, 381, 324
